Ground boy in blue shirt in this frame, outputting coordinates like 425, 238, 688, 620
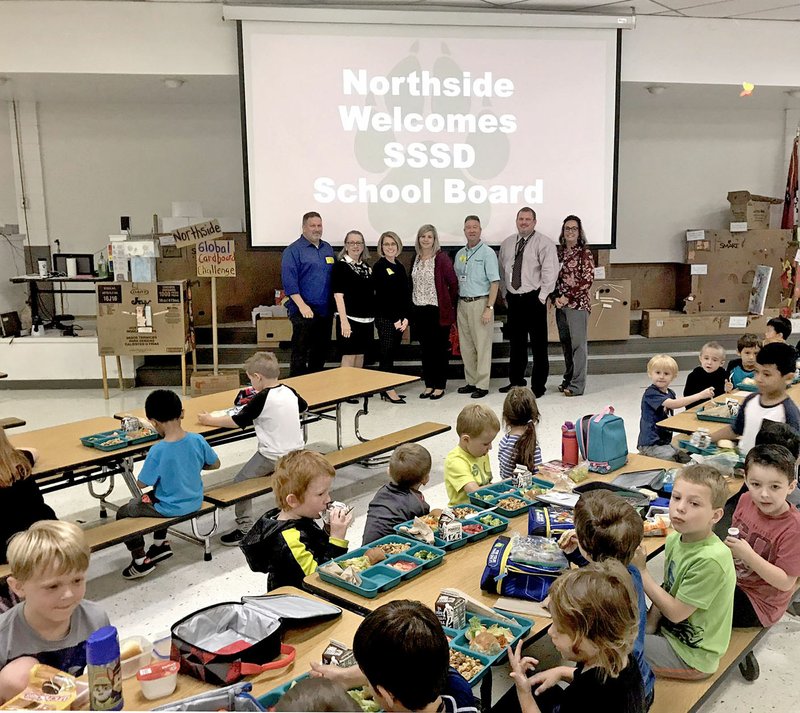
117, 389, 220, 579
637, 354, 714, 462
558, 490, 655, 709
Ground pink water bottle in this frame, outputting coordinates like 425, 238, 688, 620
561, 422, 579, 466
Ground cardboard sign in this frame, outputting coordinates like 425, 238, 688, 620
96, 281, 191, 356
196, 239, 236, 277
171, 219, 223, 247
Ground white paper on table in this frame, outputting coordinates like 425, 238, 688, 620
690, 264, 708, 275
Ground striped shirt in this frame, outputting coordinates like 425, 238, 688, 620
498, 432, 543, 479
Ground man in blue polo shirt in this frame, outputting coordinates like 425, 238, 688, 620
281, 212, 335, 376
455, 215, 499, 399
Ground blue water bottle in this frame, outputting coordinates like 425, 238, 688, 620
86, 626, 124, 711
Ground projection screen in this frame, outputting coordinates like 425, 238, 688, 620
239, 14, 620, 247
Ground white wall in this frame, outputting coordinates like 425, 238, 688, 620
31, 99, 244, 315
615, 93, 788, 263
0, 110, 15, 226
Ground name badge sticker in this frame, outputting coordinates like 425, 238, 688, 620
325, 256, 334, 264
386, 268, 394, 275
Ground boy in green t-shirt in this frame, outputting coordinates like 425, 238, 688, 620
444, 404, 500, 506
634, 464, 735, 680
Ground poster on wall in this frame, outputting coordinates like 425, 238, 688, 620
96, 281, 191, 356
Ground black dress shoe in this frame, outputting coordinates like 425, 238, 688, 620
471, 388, 489, 399
419, 390, 433, 399
380, 392, 406, 404
499, 383, 523, 393
429, 390, 445, 400
533, 388, 546, 398
457, 384, 476, 394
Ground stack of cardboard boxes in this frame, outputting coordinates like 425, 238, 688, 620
643, 191, 796, 338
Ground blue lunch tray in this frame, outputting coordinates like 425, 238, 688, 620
317, 535, 446, 599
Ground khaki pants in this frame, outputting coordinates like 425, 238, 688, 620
457, 297, 493, 390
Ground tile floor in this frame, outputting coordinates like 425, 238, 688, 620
1, 370, 797, 711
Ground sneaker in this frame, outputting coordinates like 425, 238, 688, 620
146, 541, 173, 563
122, 559, 155, 580
220, 529, 247, 546
457, 384, 476, 394
471, 389, 489, 399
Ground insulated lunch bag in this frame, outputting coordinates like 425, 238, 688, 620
575, 406, 628, 474
480, 535, 568, 602
170, 594, 341, 686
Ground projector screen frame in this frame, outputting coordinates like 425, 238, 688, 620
236, 16, 623, 251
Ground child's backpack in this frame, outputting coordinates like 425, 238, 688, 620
575, 406, 628, 474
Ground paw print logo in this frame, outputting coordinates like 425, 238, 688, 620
352, 41, 512, 235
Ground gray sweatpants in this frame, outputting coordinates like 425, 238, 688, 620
644, 633, 711, 681
555, 307, 588, 395
233, 451, 278, 530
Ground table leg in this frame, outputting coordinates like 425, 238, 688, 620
336, 402, 343, 450
101, 357, 109, 400
181, 352, 187, 396
119, 456, 141, 497
116, 355, 123, 390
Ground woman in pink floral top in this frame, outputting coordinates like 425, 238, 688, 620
553, 215, 595, 396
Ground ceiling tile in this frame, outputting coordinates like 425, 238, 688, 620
734, 4, 800, 20
679, 0, 800, 17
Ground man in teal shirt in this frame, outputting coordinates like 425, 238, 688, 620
454, 216, 500, 399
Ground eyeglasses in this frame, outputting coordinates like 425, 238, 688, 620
564, 227, 580, 233
346, 241, 364, 246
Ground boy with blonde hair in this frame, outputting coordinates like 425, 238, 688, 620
637, 355, 715, 462
362, 443, 432, 545
0, 522, 109, 703
445, 404, 501, 506
198, 351, 307, 545
683, 341, 727, 401
559, 491, 655, 707
635, 465, 735, 680
239, 450, 352, 590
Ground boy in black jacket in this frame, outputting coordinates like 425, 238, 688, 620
362, 443, 431, 545
240, 450, 352, 590
684, 341, 727, 402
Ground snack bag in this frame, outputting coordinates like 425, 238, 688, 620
1, 664, 78, 710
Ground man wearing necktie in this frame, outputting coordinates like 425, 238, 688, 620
497, 207, 559, 397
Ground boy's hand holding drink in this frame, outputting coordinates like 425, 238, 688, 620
326, 503, 353, 539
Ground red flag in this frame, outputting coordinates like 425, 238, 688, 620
782, 135, 798, 229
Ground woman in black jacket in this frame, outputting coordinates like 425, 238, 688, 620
372, 231, 410, 403
332, 230, 374, 370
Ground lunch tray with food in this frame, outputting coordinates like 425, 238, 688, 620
80, 427, 159, 451
695, 402, 737, 423
393, 511, 499, 550
677, 438, 720, 456
444, 613, 533, 684
468, 480, 553, 517
737, 374, 800, 392
317, 536, 447, 598
259, 675, 380, 713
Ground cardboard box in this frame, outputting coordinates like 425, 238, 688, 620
641, 309, 779, 338
727, 191, 783, 230
547, 279, 631, 342
190, 370, 241, 396
684, 230, 795, 314
96, 281, 191, 357
256, 317, 293, 345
